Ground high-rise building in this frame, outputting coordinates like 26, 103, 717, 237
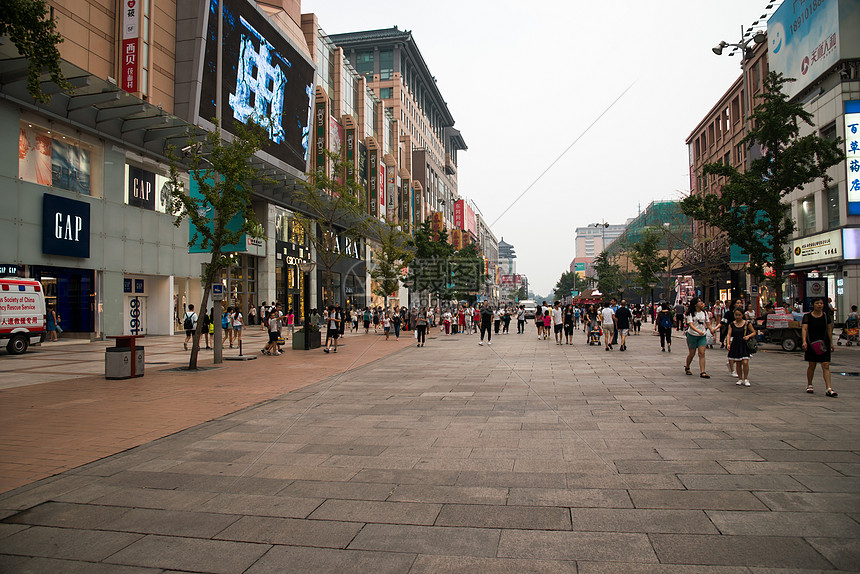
574, 222, 630, 260
328, 27, 467, 228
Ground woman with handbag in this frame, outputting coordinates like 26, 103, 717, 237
727, 307, 756, 386
802, 297, 837, 397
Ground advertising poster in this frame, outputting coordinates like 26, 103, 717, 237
18, 127, 52, 186
199, 0, 315, 172
767, 0, 840, 100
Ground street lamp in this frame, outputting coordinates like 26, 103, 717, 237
712, 28, 767, 171
299, 260, 316, 350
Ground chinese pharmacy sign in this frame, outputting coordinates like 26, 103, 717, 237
122, 0, 140, 93
846, 100, 860, 215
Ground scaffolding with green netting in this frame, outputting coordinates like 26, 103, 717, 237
604, 201, 692, 256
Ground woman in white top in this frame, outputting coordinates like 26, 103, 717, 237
231, 308, 244, 348
684, 298, 714, 378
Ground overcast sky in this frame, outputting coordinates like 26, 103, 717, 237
303, 0, 775, 296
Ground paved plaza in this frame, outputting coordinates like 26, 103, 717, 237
1, 325, 859, 572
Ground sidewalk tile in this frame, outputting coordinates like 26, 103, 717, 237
649, 533, 832, 568
104, 534, 269, 573
497, 530, 657, 562
214, 515, 363, 548
244, 545, 416, 574
348, 523, 499, 556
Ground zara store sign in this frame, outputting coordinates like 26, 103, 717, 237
42, 193, 90, 258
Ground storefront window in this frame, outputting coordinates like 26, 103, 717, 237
826, 186, 840, 229
800, 194, 816, 235
19, 121, 101, 196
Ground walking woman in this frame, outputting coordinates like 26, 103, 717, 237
684, 298, 713, 378
231, 306, 244, 348
802, 297, 837, 397
655, 303, 673, 352
726, 307, 756, 386
416, 306, 428, 347
563, 304, 574, 345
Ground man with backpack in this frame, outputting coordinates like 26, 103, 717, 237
183, 304, 197, 351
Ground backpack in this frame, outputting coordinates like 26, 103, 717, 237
660, 313, 673, 330
183, 313, 194, 330
221, 312, 229, 328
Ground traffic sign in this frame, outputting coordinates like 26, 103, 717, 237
751, 285, 758, 294
212, 283, 224, 301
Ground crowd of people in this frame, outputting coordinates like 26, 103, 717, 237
182, 295, 843, 397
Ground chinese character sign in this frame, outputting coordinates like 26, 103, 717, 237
847, 100, 860, 215
121, 0, 139, 93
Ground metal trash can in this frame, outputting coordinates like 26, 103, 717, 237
105, 347, 145, 379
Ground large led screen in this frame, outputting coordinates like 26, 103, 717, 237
200, 0, 314, 172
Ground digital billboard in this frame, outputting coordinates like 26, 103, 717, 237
199, 0, 314, 172
767, 0, 860, 100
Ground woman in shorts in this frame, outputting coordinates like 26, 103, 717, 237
684, 298, 714, 378
231, 307, 244, 348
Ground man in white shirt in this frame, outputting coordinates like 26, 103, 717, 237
552, 302, 564, 345
323, 305, 341, 353
183, 304, 198, 351
600, 304, 616, 351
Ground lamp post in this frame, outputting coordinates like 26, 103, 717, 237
299, 260, 316, 350
712, 28, 767, 171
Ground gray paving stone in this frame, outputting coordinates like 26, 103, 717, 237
706, 510, 860, 536
409, 554, 578, 573
214, 515, 363, 548
308, 499, 441, 525
629, 490, 769, 510
389, 485, 508, 505
792, 475, 860, 493
719, 461, 845, 475
754, 491, 860, 513
0, 556, 160, 574
577, 564, 749, 573
0, 476, 94, 511
569, 508, 718, 534
105, 534, 269, 573
0, 523, 28, 540
348, 523, 499, 557
497, 530, 658, 562
435, 504, 571, 530
649, 533, 833, 569
100, 507, 241, 537
278, 480, 395, 501
567, 472, 685, 490
751, 449, 860, 463
615, 460, 729, 474
508, 487, 633, 508
90, 487, 218, 511
0, 526, 142, 562
677, 474, 807, 491
2, 502, 128, 530
243, 545, 416, 574
197, 493, 323, 518
349, 468, 460, 486
804, 535, 860, 571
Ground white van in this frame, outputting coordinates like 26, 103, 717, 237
0, 278, 46, 354
520, 299, 537, 319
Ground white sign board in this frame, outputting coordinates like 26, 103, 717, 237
791, 229, 842, 265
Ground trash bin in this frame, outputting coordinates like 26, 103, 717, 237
105, 346, 145, 379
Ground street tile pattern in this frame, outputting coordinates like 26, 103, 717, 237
1, 326, 859, 571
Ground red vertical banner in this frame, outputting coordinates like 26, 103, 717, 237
121, 0, 140, 93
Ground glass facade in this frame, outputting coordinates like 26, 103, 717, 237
355, 51, 373, 78
379, 50, 393, 80
800, 195, 816, 235
826, 186, 840, 229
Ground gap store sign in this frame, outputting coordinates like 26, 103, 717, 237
42, 193, 90, 258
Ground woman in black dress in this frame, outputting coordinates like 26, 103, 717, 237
726, 308, 756, 386
802, 297, 837, 397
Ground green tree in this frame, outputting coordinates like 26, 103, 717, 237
370, 218, 415, 308
450, 242, 486, 304
293, 149, 368, 306
0, 0, 70, 103
629, 228, 668, 298
681, 72, 844, 303
407, 220, 454, 303
591, 250, 622, 297
512, 285, 527, 301
553, 270, 585, 301
167, 121, 269, 369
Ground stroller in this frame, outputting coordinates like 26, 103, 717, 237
587, 320, 602, 346
837, 316, 859, 346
